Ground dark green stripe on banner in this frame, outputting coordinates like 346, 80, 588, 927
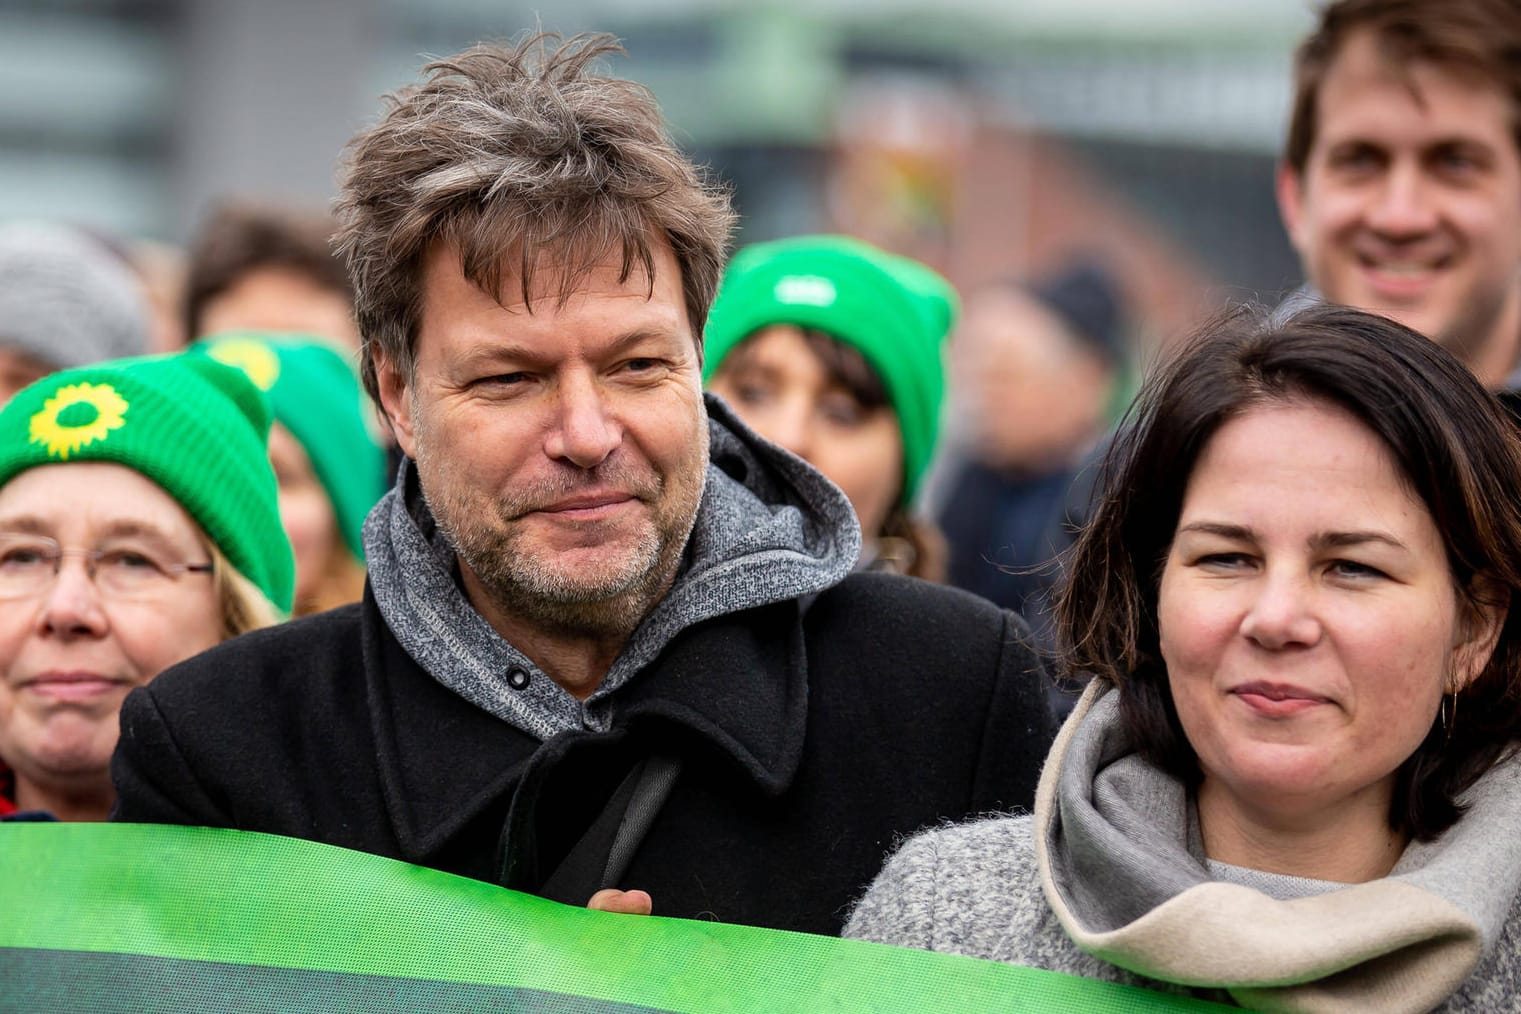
0, 823, 1231, 1012
1, 948, 669, 1014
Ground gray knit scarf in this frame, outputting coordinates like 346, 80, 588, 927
362, 395, 860, 740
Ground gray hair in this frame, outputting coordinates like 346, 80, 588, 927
333, 32, 736, 404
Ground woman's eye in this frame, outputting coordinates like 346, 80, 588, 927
100, 550, 163, 573
1329, 559, 1385, 580
0, 547, 49, 569
1196, 552, 1251, 570
730, 381, 772, 406
819, 396, 867, 427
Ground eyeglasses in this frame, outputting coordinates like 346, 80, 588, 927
0, 534, 214, 601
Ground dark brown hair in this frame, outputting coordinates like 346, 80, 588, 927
1285, 0, 1521, 174
1057, 303, 1521, 840
184, 202, 352, 341
333, 32, 735, 406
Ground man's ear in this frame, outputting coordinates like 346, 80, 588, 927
1454, 578, 1509, 692
1275, 162, 1309, 256
375, 351, 417, 459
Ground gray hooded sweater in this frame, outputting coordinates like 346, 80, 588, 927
363, 393, 861, 741
845, 682, 1521, 1012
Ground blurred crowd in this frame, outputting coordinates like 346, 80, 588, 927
9, 0, 1521, 1009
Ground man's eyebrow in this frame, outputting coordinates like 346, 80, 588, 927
601, 327, 686, 355
455, 328, 684, 371
454, 343, 541, 370
1428, 135, 1496, 149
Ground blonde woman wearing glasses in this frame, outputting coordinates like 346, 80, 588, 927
0, 354, 292, 821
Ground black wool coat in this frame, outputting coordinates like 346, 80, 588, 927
112, 571, 1056, 935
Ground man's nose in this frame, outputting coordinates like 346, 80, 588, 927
1366, 162, 1440, 240
1238, 572, 1322, 650
544, 373, 622, 468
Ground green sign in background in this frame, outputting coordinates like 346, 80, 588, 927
1, 824, 1228, 1012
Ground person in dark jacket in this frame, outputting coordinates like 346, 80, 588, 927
110, 32, 1056, 936
937, 263, 1125, 623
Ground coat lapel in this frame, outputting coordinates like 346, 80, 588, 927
361, 592, 538, 860
361, 589, 812, 864
615, 598, 810, 796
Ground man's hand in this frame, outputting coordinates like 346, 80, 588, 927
587, 889, 653, 915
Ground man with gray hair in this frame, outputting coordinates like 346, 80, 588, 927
111, 34, 1054, 935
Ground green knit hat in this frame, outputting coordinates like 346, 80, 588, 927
0, 353, 294, 613
703, 235, 957, 503
194, 332, 386, 561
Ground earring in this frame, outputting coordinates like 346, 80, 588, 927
1440, 690, 1458, 742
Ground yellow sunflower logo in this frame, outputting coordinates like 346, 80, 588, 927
205, 337, 281, 391
29, 382, 129, 460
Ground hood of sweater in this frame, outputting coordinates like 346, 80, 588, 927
1034, 681, 1521, 1013
363, 393, 860, 741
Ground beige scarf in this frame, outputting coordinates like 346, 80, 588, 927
1035, 682, 1521, 1012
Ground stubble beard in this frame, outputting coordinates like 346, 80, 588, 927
418, 432, 708, 642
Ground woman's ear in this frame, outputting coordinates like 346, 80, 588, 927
1454, 577, 1509, 691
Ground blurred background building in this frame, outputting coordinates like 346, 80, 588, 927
0, 0, 1315, 343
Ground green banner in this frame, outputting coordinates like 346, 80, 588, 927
1, 824, 1227, 1012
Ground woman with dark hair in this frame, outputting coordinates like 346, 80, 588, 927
705, 236, 955, 580
845, 305, 1521, 1010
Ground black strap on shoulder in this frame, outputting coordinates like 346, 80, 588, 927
601, 754, 681, 889
536, 754, 683, 903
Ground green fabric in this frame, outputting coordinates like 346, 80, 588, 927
703, 236, 956, 503
195, 332, 386, 561
0, 353, 293, 612
0, 823, 1232, 1012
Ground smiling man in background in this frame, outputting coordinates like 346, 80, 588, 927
1026, 0, 1521, 714
1277, 0, 1521, 395
109, 33, 1055, 935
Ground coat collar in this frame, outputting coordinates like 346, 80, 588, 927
361, 589, 811, 861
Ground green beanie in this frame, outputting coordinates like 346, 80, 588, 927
0, 353, 294, 613
194, 333, 386, 561
703, 235, 957, 503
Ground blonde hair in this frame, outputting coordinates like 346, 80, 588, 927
211, 541, 284, 638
